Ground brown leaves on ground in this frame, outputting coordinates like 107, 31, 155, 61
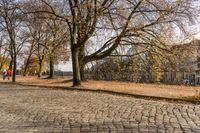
1, 76, 200, 98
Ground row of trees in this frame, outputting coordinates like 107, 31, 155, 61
87, 41, 196, 83
0, 0, 199, 86
0, 0, 69, 81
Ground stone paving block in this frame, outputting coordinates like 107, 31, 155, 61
0, 84, 200, 133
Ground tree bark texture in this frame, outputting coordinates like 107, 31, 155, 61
49, 56, 54, 78
71, 46, 81, 86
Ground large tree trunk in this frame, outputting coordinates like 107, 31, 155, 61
0, 64, 3, 71
23, 59, 30, 76
80, 62, 86, 81
79, 45, 86, 81
23, 46, 34, 76
49, 56, 54, 79
80, 65, 85, 81
9, 58, 13, 70
38, 60, 43, 78
71, 47, 81, 86
12, 55, 17, 82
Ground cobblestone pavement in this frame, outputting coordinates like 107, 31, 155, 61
0, 84, 200, 133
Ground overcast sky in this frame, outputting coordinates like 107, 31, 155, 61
57, 61, 72, 72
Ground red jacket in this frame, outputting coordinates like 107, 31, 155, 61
7, 69, 11, 75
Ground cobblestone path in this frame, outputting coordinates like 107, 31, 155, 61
0, 84, 200, 133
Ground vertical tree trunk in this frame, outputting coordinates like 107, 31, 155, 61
80, 63, 86, 81
23, 47, 34, 76
79, 45, 86, 81
49, 56, 54, 79
23, 59, 30, 76
38, 60, 43, 78
0, 64, 3, 71
9, 58, 13, 70
71, 47, 81, 86
80, 66, 85, 81
12, 55, 16, 82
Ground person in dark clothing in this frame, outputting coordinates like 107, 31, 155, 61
2, 69, 7, 80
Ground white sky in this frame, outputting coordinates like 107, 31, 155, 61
56, 60, 72, 72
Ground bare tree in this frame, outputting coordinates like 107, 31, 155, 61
32, 19, 48, 78
43, 19, 69, 78
0, 0, 28, 82
22, 40, 36, 76
25, 0, 197, 86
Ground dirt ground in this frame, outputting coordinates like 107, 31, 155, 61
0, 76, 200, 98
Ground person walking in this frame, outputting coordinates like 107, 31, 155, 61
2, 69, 7, 80
6, 69, 11, 80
